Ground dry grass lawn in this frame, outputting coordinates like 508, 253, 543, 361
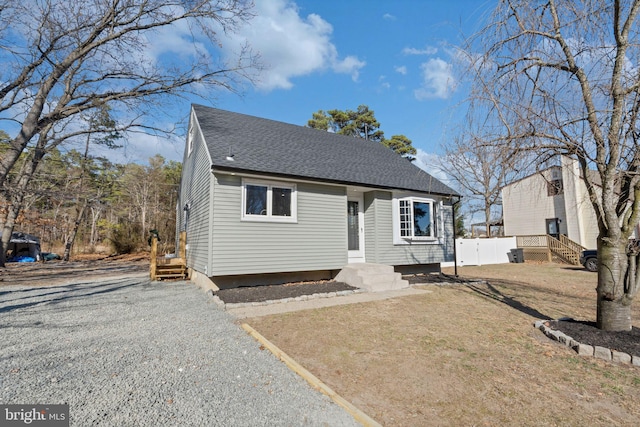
245, 263, 640, 426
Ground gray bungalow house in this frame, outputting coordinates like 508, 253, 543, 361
177, 104, 458, 288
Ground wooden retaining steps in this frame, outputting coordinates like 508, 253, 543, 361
154, 257, 188, 280
150, 231, 188, 281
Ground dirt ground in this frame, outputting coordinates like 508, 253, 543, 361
246, 263, 640, 426
0, 254, 149, 287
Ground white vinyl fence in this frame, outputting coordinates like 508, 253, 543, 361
444, 237, 517, 267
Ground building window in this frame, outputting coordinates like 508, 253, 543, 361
245, 185, 268, 215
187, 123, 194, 156
547, 179, 563, 196
272, 187, 292, 216
242, 179, 296, 222
398, 197, 438, 240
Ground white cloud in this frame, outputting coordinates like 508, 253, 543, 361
219, 0, 365, 91
402, 46, 438, 56
333, 55, 366, 82
144, 19, 206, 63
394, 65, 407, 75
378, 75, 390, 90
414, 58, 456, 100
383, 13, 396, 21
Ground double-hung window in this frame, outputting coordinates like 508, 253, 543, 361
397, 197, 439, 241
242, 179, 297, 222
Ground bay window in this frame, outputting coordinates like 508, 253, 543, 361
396, 197, 440, 242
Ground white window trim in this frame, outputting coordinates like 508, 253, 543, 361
187, 123, 194, 156
392, 195, 444, 245
241, 178, 297, 223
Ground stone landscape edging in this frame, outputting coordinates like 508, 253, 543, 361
208, 288, 366, 310
534, 319, 640, 367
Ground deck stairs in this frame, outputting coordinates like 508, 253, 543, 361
516, 234, 586, 265
150, 231, 188, 280
154, 257, 188, 280
549, 235, 586, 265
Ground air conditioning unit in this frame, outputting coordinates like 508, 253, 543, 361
551, 168, 561, 180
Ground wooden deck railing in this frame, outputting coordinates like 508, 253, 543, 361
516, 234, 584, 265
560, 234, 587, 254
516, 235, 549, 248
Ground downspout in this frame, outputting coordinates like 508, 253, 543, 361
451, 195, 462, 277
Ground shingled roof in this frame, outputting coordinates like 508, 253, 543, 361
193, 104, 458, 196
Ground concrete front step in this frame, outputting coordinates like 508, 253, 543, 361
335, 263, 409, 292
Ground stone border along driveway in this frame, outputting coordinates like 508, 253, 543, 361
0, 275, 361, 426
534, 320, 640, 367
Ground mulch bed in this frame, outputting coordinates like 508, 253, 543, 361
549, 319, 640, 357
215, 280, 357, 304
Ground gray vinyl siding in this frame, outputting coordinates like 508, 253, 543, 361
364, 191, 454, 265
179, 123, 212, 274
175, 202, 180, 251
210, 174, 347, 275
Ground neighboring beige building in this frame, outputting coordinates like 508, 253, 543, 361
501, 157, 599, 249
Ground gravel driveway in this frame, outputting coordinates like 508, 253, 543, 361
0, 274, 359, 426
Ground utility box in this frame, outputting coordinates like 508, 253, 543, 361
511, 248, 524, 263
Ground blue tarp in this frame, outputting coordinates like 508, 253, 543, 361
8, 256, 36, 263
1, 231, 42, 262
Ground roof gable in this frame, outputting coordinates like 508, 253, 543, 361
192, 104, 458, 196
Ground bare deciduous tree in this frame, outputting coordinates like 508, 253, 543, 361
467, 0, 640, 330
62, 107, 122, 261
0, 0, 259, 266
443, 130, 531, 238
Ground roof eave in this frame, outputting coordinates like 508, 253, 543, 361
211, 165, 460, 198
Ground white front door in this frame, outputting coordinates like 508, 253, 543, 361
347, 194, 365, 263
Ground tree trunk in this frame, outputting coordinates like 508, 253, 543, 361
90, 206, 101, 246
62, 200, 87, 262
0, 127, 50, 267
597, 299, 632, 331
596, 240, 633, 331
0, 197, 23, 267
485, 203, 492, 238
0, 171, 39, 268
0, 222, 12, 267
140, 205, 147, 243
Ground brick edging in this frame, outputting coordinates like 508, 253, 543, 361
534, 319, 640, 367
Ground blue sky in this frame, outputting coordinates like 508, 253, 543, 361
118, 0, 495, 173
